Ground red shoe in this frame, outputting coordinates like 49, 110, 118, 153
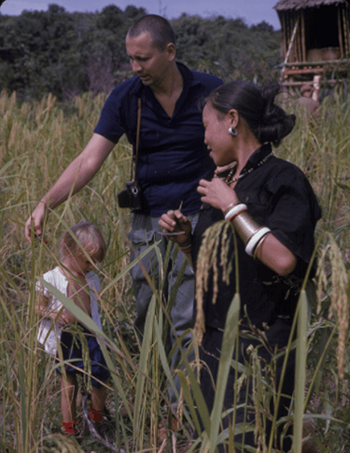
62, 419, 77, 435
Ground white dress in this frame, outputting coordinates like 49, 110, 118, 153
36, 266, 103, 355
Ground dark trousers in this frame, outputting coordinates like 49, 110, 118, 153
198, 318, 295, 452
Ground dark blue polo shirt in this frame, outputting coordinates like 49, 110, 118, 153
94, 63, 223, 216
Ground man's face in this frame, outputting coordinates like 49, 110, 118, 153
126, 32, 174, 88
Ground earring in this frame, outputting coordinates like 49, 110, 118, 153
228, 127, 237, 137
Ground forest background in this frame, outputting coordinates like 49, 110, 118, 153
0, 3, 280, 100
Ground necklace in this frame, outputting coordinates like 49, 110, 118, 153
225, 152, 274, 185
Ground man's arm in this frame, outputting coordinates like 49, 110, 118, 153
25, 133, 115, 242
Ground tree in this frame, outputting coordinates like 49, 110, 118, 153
0, 7, 281, 99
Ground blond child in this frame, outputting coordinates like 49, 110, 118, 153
36, 222, 110, 436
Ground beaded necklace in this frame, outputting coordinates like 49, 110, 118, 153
225, 151, 274, 185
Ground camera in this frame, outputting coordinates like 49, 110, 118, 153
117, 180, 143, 210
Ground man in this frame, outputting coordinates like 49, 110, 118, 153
25, 14, 223, 409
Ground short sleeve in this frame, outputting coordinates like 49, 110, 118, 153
94, 93, 125, 143
35, 279, 43, 293
93, 79, 137, 144
36, 274, 52, 298
267, 166, 321, 265
36, 267, 67, 310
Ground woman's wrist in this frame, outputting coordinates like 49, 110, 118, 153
179, 235, 192, 253
223, 200, 241, 217
179, 243, 192, 253
224, 203, 248, 221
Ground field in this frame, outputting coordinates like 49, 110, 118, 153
1, 88, 350, 452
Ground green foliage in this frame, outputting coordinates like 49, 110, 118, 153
0, 5, 280, 100
0, 4, 146, 100
173, 14, 281, 84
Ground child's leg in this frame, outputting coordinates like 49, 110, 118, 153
61, 372, 78, 423
90, 384, 107, 422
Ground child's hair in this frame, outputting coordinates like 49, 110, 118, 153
60, 222, 106, 262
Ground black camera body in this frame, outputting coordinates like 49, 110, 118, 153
117, 180, 143, 210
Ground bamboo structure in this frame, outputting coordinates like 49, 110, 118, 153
274, 0, 350, 89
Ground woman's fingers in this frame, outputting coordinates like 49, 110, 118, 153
197, 178, 239, 211
159, 213, 177, 231
159, 210, 192, 245
159, 210, 189, 231
214, 162, 237, 176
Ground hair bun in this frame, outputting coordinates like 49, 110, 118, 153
258, 84, 295, 146
205, 81, 295, 146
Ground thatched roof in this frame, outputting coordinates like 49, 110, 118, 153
274, 0, 348, 10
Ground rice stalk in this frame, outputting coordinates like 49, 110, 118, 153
293, 290, 309, 453
2, 90, 350, 451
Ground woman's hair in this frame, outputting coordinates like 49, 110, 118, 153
60, 222, 106, 262
127, 14, 176, 51
205, 81, 296, 146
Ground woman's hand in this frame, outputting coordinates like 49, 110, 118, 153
197, 178, 240, 213
158, 209, 192, 246
214, 162, 237, 178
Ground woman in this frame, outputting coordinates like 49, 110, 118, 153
159, 81, 321, 452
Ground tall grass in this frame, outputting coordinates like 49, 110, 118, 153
1, 88, 350, 452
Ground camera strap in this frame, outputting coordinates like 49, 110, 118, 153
130, 98, 142, 181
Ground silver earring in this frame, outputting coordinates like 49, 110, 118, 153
228, 127, 237, 137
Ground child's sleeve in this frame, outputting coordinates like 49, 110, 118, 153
35, 278, 47, 296
35, 272, 54, 314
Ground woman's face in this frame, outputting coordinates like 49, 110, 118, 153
202, 102, 235, 167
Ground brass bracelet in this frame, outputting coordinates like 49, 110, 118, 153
232, 211, 262, 246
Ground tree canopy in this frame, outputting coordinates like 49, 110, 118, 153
0, 4, 281, 100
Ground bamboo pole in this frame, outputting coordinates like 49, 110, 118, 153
343, 5, 350, 55
284, 15, 300, 65
338, 7, 344, 58
281, 15, 300, 82
297, 11, 302, 62
301, 12, 306, 62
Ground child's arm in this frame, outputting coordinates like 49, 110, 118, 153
36, 288, 73, 326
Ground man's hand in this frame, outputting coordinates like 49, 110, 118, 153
24, 134, 115, 243
25, 202, 47, 243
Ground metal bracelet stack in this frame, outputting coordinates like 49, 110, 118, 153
225, 203, 271, 256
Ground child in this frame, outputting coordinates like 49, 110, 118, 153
36, 221, 110, 436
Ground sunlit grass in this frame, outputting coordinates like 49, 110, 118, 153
1, 88, 350, 452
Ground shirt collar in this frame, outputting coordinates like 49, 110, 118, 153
129, 61, 199, 98
240, 143, 273, 175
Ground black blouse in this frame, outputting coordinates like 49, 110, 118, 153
192, 143, 322, 330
